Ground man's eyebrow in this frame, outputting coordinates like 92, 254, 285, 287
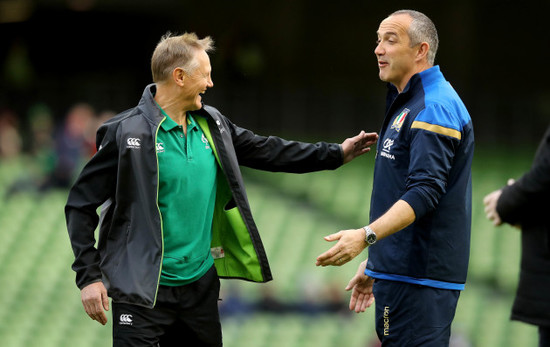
377, 31, 399, 37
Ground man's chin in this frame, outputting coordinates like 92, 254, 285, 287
189, 101, 202, 111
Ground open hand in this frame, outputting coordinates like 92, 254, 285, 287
341, 131, 378, 164
346, 260, 374, 313
316, 228, 366, 266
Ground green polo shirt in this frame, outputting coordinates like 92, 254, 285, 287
156, 110, 217, 286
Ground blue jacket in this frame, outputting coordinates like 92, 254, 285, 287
365, 66, 474, 290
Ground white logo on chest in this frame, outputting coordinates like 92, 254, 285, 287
126, 138, 141, 149
156, 142, 165, 153
201, 134, 210, 149
381, 138, 395, 160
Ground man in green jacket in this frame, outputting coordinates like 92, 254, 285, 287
66, 32, 377, 346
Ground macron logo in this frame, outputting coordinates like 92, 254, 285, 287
126, 138, 141, 149
119, 314, 133, 325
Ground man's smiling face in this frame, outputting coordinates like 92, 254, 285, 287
374, 14, 419, 92
182, 49, 214, 111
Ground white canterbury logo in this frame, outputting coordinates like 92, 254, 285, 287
216, 120, 225, 134
156, 142, 165, 153
119, 314, 133, 325
126, 138, 141, 149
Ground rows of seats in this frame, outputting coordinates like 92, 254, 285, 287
0, 149, 539, 347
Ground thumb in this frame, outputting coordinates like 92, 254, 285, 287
102, 290, 110, 311
345, 276, 358, 291
324, 231, 342, 242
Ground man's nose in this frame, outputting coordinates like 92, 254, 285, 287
374, 43, 384, 56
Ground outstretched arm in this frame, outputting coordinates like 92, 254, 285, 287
316, 200, 415, 267
226, 113, 378, 173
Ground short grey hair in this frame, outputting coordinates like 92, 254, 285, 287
390, 10, 439, 65
151, 32, 215, 83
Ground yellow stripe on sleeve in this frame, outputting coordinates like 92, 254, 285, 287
411, 121, 462, 140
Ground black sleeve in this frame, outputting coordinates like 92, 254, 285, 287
224, 117, 344, 173
65, 122, 119, 289
497, 126, 550, 225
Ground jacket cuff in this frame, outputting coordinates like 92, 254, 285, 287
401, 190, 431, 220
338, 144, 345, 165
77, 278, 103, 290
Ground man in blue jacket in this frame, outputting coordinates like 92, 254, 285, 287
66, 32, 378, 346
316, 10, 474, 346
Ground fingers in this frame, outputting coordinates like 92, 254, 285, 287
81, 282, 109, 325
483, 190, 498, 206
95, 310, 108, 326
354, 131, 378, 148
482, 190, 503, 226
342, 131, 378, 164
316, 248, 350, 266
317, 229, 365, 266
323, 231, 341, 242
349, 291, 358, 311
354, 293, 367, 313
364, 294, 375, 310
316, 232, 343, 266
83, 296, 108, 325
349, 291, 372, 313
102, 290, 110, 312
316, 247, 349, 266
363, 132, 379, 145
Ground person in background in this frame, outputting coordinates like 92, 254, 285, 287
65, 32, 378, 346
483, 125, 550, 347
0, 108, 22, 159
316, 9, 474, 346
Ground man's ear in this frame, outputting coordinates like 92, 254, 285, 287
172, 67, 186, 87
416, 42, 430, 62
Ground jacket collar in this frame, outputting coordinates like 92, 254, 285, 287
138, 84, 165, 126
140, 83, 210, 127
387, 65, 443, 96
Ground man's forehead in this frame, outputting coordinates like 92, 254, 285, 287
377, 14, 411, 36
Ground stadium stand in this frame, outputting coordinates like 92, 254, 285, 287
0, 149, 540, 347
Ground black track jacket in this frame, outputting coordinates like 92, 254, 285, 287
497, 125, 550, 327
65, 84, 344, 308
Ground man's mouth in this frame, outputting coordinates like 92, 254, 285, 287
378, 61, 388, 68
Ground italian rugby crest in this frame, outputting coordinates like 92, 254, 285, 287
391, 108, 410, 132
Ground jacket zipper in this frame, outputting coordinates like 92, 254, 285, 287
152, 117, 166, 307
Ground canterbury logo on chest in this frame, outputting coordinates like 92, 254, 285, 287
126, 137, 141, 149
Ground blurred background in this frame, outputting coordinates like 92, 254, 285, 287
0, 0, 548, 346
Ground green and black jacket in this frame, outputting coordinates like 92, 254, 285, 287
65, 84, 344, 308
